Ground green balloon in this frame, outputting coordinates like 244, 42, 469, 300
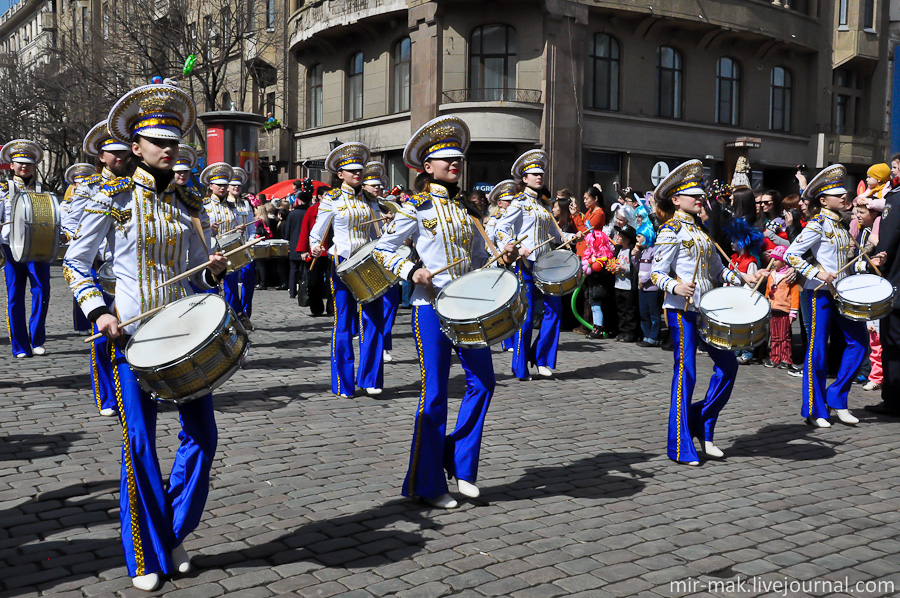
183, 55, 196, 76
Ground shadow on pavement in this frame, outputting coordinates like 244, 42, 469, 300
0, 432, 83, 462
563, 359, 661, 381
726, 423, 840, 460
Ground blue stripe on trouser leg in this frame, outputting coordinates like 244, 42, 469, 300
167, 396, 217, 546
404, 304, 452, 499
112, 347, 216, 576
533, 294, 562, 369
444, 343, 495, 484
221, 270, 241, 314
3, 245, 32, 356
27, 261, 50, 348
356, 295, 385, 389
383, 286, 400, 351
91, 324, 117, 412
825, 307, 866, 410
330, 261, 356, 395
689, 333, 737, 446
501, 336, 513, 351
511, 262, 535, 378
239, 261, 255, 317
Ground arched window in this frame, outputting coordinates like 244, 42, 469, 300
308, 63, 323, 128
469, 24, 516, 101
657, 46, 682, 119
716, 57, 741, 126
770, 67, 792, 132
347, 51, 364, 120
391, 37, 411, 113
587, 34, 619, 111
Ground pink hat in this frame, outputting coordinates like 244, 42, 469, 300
770, 245, 787, 262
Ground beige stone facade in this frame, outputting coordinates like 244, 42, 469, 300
286, 0, 893, 198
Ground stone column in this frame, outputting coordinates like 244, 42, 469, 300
408, 1, 442, 130
542, 0, 588, 192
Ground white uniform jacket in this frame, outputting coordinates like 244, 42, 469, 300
650, 210, 742, 311
495, 186, 575, 263
785, 208, 860, 290
309, 183, 382, 259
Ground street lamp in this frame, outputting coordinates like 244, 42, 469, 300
329, 138, 342, 150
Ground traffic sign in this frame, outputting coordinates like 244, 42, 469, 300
651, 161, 670, 186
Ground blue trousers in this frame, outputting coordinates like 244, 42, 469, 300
511, 262, 562, 377
403, 304, 495, 499
383, 285, 400, 351
330, 260, 384, 395
111, 347, 216, 577
73, 297, 90, 332
222, 270, 242, 315
667, 310, 738, 463
2, 245, 50, 356
239, 261, 255, 317
638, 289, 662, 342
802, 290, 867, 419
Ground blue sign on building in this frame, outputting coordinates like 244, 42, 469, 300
473, 182, 494, 193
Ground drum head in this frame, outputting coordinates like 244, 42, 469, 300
395, 245, 412, 261
337, 239, 379, 272
97, 261, 115, 281
533, 250, 580, 283
698, 287, 769, 325
836, 274, 894, 302
436, 268, 519, 320
218, 231, 242, 247
10, 195, 28, 261
126, 294, 227, 369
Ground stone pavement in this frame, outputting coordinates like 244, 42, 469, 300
2, 269, 900, 598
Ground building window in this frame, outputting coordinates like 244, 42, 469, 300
839, 0, 848, 26
391, 37, 411, 113
657, 46, 682, 119
266, 92, 276, 118
862, 0, 875, 30
347, 52, 364, 121
586, 33, 619, 111
266, 0, 276, 29
769, 67, 792, 132
716, 57, 741, 126
308, 64, 323, 128
835, 94, 849, 134
469, 24, 517, 101
102, 4, 109, 40
81, 6, 88, 42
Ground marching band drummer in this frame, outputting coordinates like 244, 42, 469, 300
226, 167, 256, 329
486, 179, 518, 353
784, 164, 886, 428
373, 115, 514, 509
0, 139, 52, 358
172, 144, 199, 189
362, 160, 399, 363
310, 143, 386, 397
63, 82, 227, 591
496, 151, 584, 380
201, 162, 240, 301
650, 160, 761, 466
62, 162, 101, 336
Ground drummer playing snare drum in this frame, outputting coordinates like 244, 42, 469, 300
373, 115, 517, 510
650, 160, 761, 467
63, 82, 228, 592
784, 164, 886, 429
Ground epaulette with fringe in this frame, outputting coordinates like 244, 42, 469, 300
0, 180, 7, 193
659, 218, 682, 234
175, 185, 203, 211
325, 188, 342, 201
100, 176, 134, 197
809, 213, 826, 225
408, 191, 431, 208
81, 174, 102, 186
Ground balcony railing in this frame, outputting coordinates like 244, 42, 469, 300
442, 88, 542, 104
816, 124, 887, 139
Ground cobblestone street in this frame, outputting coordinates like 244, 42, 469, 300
2, 270, 900, 597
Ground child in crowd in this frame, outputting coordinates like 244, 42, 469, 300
613, 224, 639, 342
635, 222, 661, 347
581, 229, 616, 339
853, 201, 883, 391
763, 245, 800, 373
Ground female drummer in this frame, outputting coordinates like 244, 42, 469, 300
202, 162, 242, 303
228, 167, 256, 328
650, 160, 760, 466
374, 115, 512, 509
784, 164, 886, 428
496, 150, 584, 380
309, 143, 386, 397
362, 160, 398, 362
62, 162, 103, 336
486, 179, 518, 352
63, 82, 227, 591
0, 139, 52, 358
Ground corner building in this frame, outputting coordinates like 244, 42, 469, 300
287, 0, 891, 195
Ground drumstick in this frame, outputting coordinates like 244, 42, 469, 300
429, 258, 464, 277
862, 252, 882, 277
752, 258, 775, 294
359, 216, 388, 227
470, 215, 501, 259
813, 253, 865, 291
152, 237, 264, 291
686, 253, 701, 306
219, 219, 261, 236
83, 305, 166, 343
481, 234, 530, 269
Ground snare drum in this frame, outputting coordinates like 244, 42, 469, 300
533, 249, 583, 296
251, 240, 270, 260
125, 294, 250, 403
834, 274, 896, 321
697, 286, 770, 351
434, 268, 527, 347
212, 231, 251, 273
336, 239, 399, 304
266, 239, 289, 258
96, 261, 116, 296
10, 190, 62, 262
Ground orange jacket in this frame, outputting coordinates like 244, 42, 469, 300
765, 272, 800, 314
